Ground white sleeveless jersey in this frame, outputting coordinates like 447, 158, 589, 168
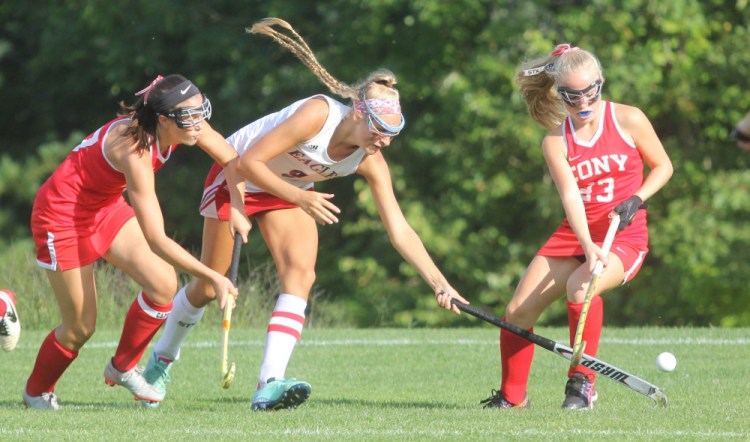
227, 94, 365, 193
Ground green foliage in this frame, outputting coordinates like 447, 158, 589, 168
0, 239, 328, 330
2, 1, 750, 327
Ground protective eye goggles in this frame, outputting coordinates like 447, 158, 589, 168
557, 79, 603, 107
359, 93, 405, 137
163, 96, 212, 129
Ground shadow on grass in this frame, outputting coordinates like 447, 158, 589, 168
313, 397, 458, 410
0, 399, 167, 411
0, 395, 459, 411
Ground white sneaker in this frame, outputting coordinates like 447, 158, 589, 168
23, 388, 61, 410
0, 289, 21, 352
103, 359, 164, 404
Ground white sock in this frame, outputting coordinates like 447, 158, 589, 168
258, 293, 307, 386
153, 286, 205, 361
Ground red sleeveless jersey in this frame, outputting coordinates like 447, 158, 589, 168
539, 101, 648, 255
32, 117, 176, 233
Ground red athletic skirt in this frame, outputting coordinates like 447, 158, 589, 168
199, 163, 301, 220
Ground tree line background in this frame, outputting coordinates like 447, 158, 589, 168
2, 0, 750, 328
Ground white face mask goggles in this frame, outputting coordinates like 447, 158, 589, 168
164, 96, 212, 128
557, 80, 603, 107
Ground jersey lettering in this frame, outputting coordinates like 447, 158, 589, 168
579, 175, 616, 202
597, 177, 614, 202
282, 169, 308, 179
287, 149, 340, 178
571, 154, 628, 183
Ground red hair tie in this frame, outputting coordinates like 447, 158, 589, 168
551, 43, 579, 57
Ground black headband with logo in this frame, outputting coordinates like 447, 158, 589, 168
150, 80, 201, 113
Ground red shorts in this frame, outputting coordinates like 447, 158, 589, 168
199, 163, 301, 221
538, 214, 649, 284
32, 197, 135, 271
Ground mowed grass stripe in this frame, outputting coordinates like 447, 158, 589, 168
8, 335, 750, 351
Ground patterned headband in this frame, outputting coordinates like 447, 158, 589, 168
354, 98, 401, 115
522, 44, 580, 77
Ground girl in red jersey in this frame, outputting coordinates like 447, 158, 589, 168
24, 75, 250, 410
144, 18, 468, 411
480, 45, 673, 410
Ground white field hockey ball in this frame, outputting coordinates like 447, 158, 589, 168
655, 352, 677, 372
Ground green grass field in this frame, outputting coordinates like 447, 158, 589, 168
1, 326, 748, 441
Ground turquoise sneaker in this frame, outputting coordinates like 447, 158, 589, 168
251, 377, 311, 411
140, 352, 173, 408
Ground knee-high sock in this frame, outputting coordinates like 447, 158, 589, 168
153, 286, 205, 362
258, 293, 306, 387
500, 320, 535, 404
25, 330, 78, 396
112, 291, 172, 372
567, 296, 603, 383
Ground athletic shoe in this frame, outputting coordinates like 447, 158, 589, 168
22, 388, 61, 410
140, 352, 173, 408
479, 389, 531, 409
103, 358, 164, 404
562, 373, 598, 410
251, 377, 311, 411
0, 289, 21, 352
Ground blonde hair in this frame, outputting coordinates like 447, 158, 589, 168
515, 44, 603, 130
247, 18, 400, 104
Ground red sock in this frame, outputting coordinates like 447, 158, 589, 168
25, 330, 78, 396
112, 292, 172, 372
500, 320, 535, 404
567, 296, 603, 382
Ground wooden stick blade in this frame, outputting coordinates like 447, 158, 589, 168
221, 363, 236, 389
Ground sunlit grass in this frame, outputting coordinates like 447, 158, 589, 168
1, 327, 748, 441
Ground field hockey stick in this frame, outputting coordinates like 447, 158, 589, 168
220, 232, 242, 389
570, 213, 620, 367
451, 299, 668, 407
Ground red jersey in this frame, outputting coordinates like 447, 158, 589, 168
31, 117, 176, 270
539, 101, 648, 257
33, 117, 176, 231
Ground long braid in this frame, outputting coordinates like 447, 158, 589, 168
247, 18, 357, 100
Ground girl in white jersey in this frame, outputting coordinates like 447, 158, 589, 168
146, 18, 468, 411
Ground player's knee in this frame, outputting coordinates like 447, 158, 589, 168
566, 283, 587, 303
505, 303, 537, 329
144, 276, 179, 304
62, 323, 96, 350
291, 268, 316, 293
504, 303, 524, 324
277, 266, 315, 295
186, 279, 217, 304
300, 269, 316, 290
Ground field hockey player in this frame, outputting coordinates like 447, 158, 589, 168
480, 44, 672, 410
145, 18, 468, 411
23, 75, 246, 410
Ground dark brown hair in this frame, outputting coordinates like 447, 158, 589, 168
118, 74, 192, 151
